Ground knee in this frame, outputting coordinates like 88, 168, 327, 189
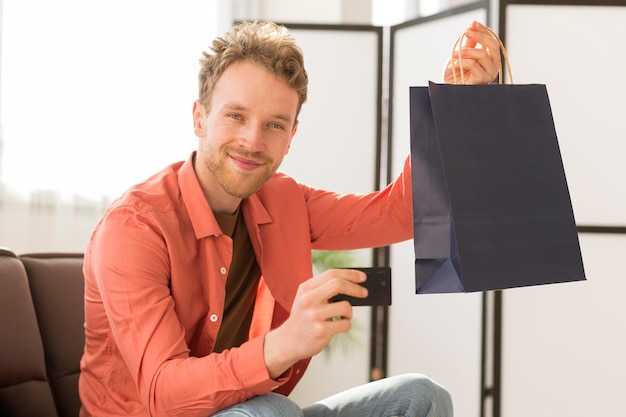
396, 373, 454, 416
214, 393, 303, 417
250, 393, 304, 417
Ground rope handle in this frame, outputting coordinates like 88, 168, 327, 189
451, 25, 513, 85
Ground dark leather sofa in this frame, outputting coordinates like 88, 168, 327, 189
0, 248, 84, 417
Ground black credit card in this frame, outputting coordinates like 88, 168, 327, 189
331, 266, 391, 306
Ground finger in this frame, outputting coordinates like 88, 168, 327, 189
469, 20, 490, 34
463, 25, 501, 68
455, 59, 493, 84
296, 269, 367, 309
453, 48, 499, 83
467, 21, 495, 44
323, 275, 368, 302
302, 268, 366, 291
322, 299, 354, 321
325, 315, 353, 337
459, 47, 498, 72
330, 268, 367, 283
462, 31, 478, 49
461, 21, 488, 49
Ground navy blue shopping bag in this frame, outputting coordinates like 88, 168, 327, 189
410, 82, 586, 293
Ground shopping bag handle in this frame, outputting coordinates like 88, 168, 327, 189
451, 25, 513, 85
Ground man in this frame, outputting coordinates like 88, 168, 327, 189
79, 20, 500, 416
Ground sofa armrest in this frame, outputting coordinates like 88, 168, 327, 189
21, 253, 85, 417
0, 249, 59, 416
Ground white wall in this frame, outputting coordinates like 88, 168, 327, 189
231, 0, 364, 24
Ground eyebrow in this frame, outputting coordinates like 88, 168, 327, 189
222, 103, 294, 124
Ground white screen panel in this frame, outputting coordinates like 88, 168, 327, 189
279, 27, 380, 194
503, 5, 626, 416
388, 8, 487, 417
278, 26, 380, 406
505, 5, 626, 226
501, 233, 626, 417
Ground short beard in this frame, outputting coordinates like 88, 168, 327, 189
205, 149, 280, 199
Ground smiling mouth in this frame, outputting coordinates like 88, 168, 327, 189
230, 154, 263, 171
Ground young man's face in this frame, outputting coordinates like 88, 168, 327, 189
193, 60, 299, 204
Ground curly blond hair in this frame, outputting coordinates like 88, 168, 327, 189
198, 21, 308, 116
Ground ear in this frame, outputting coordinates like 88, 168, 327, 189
192, 100, 206, 137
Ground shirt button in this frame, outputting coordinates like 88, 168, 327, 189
219, 266, 227, 275
210, 314, 219, 323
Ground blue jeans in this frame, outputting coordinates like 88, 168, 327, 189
212, 373, 453, 416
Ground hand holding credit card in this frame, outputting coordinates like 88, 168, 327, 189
331, 266, 391, 306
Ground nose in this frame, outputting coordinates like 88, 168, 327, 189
238, 122, 265, 153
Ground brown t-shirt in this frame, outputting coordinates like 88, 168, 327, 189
212, 206, 261, 353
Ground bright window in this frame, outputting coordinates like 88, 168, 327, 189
0, 0, 218, 199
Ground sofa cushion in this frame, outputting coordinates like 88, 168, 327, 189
0, 248, 58, 417
21, 253, 84, 417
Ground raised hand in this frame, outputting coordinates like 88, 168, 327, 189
443, 21, 502, 85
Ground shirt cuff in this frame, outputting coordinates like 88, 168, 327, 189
236, 335, 292, 395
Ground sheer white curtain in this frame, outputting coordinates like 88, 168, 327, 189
0, 0, 219, 253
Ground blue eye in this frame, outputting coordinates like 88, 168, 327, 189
268, 122, 283, 129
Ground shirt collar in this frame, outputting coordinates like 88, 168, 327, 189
178, 152, 221, 239
178, 152, 272, 239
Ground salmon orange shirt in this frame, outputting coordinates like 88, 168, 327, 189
79, 152, 414, 417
